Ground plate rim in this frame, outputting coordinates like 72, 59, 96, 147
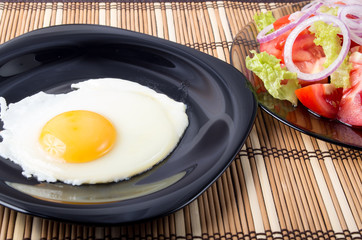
0, 24, 257, 224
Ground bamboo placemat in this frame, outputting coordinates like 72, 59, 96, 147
0, 1, 361, 239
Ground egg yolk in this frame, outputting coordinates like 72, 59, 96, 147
39, 110, 116, 163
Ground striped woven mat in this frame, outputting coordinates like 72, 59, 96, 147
0, 1, 361, 240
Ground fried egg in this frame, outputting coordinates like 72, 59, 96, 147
0, 78, 189, 185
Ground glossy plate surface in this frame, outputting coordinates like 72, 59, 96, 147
0, 25, 256, 224
230, 3, 362, 150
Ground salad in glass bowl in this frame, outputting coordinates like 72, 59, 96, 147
231, 0, 362, 149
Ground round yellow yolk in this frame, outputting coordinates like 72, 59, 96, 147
39, 110, 116, 163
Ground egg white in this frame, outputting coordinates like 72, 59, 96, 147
0, 78, 189, 185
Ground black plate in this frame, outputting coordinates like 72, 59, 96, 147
230, 3, 362, 150
0, 24, 256, 224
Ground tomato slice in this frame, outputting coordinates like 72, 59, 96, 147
260, 14, 326, 86
273, 15, 291, 30
295, 83, 343, 119
350, 45, 362, 54
260, 32, 287, 61
260, 14, 292, 62
337, 51, 362, 126
290, 33, 326, 86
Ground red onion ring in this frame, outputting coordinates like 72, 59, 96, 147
339, 5, 362, 45
349, 31, 362, 45
284, 14, 351, 81
321, 0, 362, 6
302, 1, 320, 11
339, 5, 362, 29
257, 2, 323, 43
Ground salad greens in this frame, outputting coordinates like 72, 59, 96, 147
246, 50, 299, 105
311, 21, 342, 68
253, 11, 276, 32
318, 5, 338, 16
310, 21, 352, 88
330, 56, 352, 88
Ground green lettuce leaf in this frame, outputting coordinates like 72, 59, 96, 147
318, 5, 338, 16
254, 11, 276, 32
246, 50, 300, 105
310, 21, 352, 88
330, 54, 352, 88
311, 21, 341, 67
